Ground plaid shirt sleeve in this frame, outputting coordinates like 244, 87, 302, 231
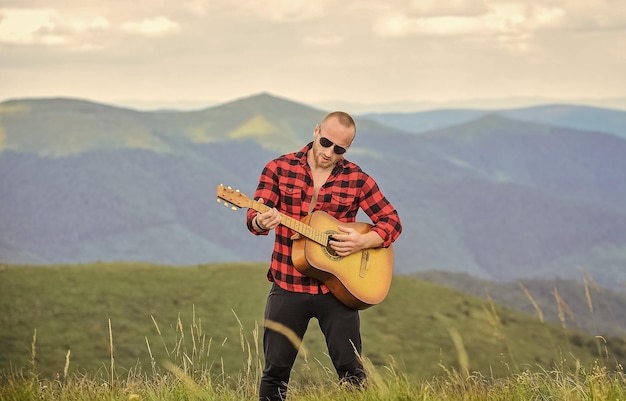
245, 163, 281, 237
247, 144, 402, 294
357, 173, 402, 248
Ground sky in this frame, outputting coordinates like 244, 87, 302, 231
1, 0, 625, 112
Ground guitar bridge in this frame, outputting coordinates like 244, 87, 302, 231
359, 250, 370, 278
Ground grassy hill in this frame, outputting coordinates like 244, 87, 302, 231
1, 263, 624, 382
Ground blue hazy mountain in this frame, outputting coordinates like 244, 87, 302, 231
1, 93, 625, 289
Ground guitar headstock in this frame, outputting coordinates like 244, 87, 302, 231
216, 184, 253, 210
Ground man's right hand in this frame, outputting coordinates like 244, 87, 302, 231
255, 198, 281, 231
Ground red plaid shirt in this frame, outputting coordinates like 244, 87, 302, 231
247, 142, 402, 294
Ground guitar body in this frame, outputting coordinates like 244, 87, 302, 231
291, 211, 394, 310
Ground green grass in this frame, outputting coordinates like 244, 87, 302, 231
1, 349, 625, 400
1, 262, 626, 400
1, 262, 270, 380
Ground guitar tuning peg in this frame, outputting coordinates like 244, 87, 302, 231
227, 186, 232, 189
236, 189, 240, 192
231, 206, 237, 211
216, 198, 221, 203
223, 202, 230, 207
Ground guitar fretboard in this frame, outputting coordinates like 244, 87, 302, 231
251, 200, 329, 246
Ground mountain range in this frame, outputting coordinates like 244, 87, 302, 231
1, 93, 625, 290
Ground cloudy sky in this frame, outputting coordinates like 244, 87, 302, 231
1, 0, 625, 111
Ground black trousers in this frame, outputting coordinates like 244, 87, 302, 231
259, 283, 366, 401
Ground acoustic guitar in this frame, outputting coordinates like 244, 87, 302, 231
216, 184, 394, 310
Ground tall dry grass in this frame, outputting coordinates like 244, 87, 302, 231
2, 301, 625, 401
2, 271, 626, 401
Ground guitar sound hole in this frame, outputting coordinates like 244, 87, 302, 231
324, 231, 342, 261
325, 242, 338, 257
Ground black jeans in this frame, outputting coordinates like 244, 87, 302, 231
259, 283, 366, 401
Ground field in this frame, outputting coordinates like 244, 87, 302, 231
1, 263, 625, 400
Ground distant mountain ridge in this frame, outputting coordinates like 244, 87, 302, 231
0, 94, 327, 156
1, 93, 625, 290
363, 104, 626, 138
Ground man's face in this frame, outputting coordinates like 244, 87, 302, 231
311, 117, 354, 170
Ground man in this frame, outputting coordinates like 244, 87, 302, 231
247, 111, 402, 401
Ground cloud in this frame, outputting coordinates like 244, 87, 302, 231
183, 0, 211, 16
373, 3, 564, 38
121, 16, 180, 37
558, 1, 626, 31
372, 0, 626, 40
0, 7, 180, 49
0, 0, 623, 107
0, 8, 67, 45
303, 35, 344, 47
368, 2, 574, 57
406, 0, 489, 18
240, 0, 327, 22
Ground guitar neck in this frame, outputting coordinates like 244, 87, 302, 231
250, 200, 328, 245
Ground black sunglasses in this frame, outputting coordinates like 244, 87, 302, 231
316, 125, 348, 155
319, 136, 347, 155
